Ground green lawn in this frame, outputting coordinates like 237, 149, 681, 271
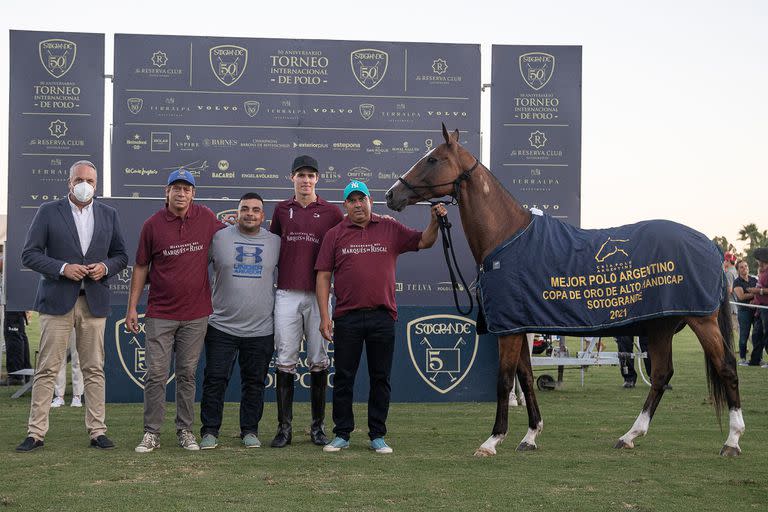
1, 319, 766, 511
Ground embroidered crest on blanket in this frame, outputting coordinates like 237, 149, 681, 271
478, 213, 725, 336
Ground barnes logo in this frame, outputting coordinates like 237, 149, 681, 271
406, 315, 478, 394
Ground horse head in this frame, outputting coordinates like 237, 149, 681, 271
385, 124, 474, 212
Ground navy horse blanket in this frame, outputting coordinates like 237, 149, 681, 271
477, 212, 725, 336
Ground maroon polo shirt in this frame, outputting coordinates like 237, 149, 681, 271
315, 214, 422, 320
270, 196, 343, 292
136, 203, 225, 320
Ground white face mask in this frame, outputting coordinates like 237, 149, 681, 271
73, 182, 95, 203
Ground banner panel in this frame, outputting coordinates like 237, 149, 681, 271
5, 30, 105, 311
491, 45, 582, 225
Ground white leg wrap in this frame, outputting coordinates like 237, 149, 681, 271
724, 409, 745, 449
476, 434, 506, 456
519, 420, 543, 447
619, 411, 651, 447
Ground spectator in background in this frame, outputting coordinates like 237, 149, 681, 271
733, 259, 757, 365
724, 252, 739, 335
2, 309, 31, 386
746, 248, 768, 367
51, 330, 83, 408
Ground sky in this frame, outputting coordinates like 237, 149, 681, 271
1, 0, 765, 251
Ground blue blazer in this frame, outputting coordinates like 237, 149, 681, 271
21, 198, 128, 317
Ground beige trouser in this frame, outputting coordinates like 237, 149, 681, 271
28, 296, 107, 440
54, 329, 84, 398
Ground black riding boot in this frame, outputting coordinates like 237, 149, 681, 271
310, 369, 330, 445
270, 371, 293, 448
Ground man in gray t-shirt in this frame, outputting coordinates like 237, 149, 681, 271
199, 192, 280, 449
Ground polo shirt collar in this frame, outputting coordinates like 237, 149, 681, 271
342, 212, 380, 229
164, 203, 198, 221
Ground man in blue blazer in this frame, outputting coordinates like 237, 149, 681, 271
16, 160, 128, 452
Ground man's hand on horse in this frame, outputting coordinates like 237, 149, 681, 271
431, 203, 448, 220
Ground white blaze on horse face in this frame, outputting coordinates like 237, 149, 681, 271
725, 408, 745, 449
618, 410, 651, 447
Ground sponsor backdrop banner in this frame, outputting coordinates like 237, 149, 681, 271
106, 305, 498, 403
111, 34, 480, 202
490, 45, 582, 225
111, 34, 482, 306
6, 30, 105, 311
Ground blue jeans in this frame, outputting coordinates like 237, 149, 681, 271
737, 307, 755, 360
331, 309, 395, 441
200, 325, 274, 437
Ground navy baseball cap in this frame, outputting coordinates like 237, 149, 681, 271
167, 168, 195, 187
291, 155, 319, 174
343, 180, 370, 200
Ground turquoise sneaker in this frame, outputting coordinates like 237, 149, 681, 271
370, 438, 393, 454
200, 434, 218, 450
242, 433, 261, 448
323, 436, 350, 452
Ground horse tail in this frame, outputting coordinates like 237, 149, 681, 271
705, 293, 735, 424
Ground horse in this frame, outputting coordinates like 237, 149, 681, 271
385, 124, 743, 457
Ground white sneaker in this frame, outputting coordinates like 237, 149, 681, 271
71, 396, 82, 407
51, 396, 65, 408
177, 430, 200, 451
135, 432, 160, 453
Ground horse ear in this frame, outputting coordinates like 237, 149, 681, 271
442, 123, 451, 146
452, 129, 460, 143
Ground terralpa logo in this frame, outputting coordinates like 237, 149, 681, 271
407, 314, 479, 394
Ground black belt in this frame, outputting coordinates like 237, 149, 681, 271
79, 289, 86, 296
353, 306, 384, 312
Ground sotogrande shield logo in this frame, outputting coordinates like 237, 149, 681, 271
351, 49, 388, 90
115, 314, 175, 389
519, 52, 555, 91
407, 314, 479, 394
209, 45, 248, 86
39, 39, 77, 78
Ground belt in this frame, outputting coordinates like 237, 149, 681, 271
354, 306, 384, 312
79, 289, 86, 296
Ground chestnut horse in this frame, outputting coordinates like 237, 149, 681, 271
385, 125, 744, 457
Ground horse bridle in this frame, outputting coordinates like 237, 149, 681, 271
396, 158, 480, 316
397, 158, 480, 206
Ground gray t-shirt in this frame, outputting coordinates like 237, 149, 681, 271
208, 225, 281, 337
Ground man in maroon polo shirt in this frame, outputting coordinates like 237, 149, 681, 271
125, 168, 225, 453
268, 155, 343, 448
315, 180, 446, 454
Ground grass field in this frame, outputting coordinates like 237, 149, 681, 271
1, 318, 767, 511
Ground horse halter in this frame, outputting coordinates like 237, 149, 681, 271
397, 158, 480, 206
396, 157, 479, 316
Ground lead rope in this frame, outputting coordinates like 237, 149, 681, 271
434, 204, 474, 316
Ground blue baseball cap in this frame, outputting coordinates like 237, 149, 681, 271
167, 168, 195, 187
343, 180, 370, 200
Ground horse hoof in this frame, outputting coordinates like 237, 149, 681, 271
516, 442, 537, 452
720, 445, 741, 457
474, 447, 495, 457
614, 439, 634, 449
